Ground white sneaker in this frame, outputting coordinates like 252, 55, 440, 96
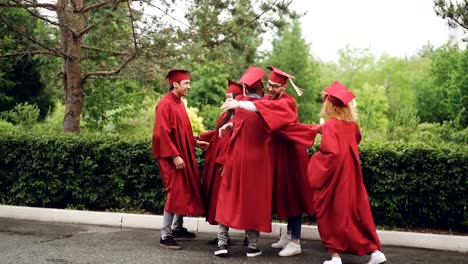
278, 241, 301, 257
271, 234, 291, 248
323, 257, 342, 264
368, 251, 387, 264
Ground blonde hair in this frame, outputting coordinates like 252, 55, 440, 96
320, 98, 358, 122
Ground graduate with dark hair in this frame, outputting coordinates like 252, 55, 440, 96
199, 79, 242, 245
221, 66, 320, 257
152, 69, 209, 250
214, 66, 274, 258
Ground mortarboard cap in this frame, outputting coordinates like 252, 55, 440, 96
266, 66, 304, 96
165, 69, 190, 85
238, 66, 266, 88
267, 66, 295, 85
227, 79, 243, 94
321, 81, 355, 106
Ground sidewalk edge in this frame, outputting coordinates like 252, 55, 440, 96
1, 205, 466, 253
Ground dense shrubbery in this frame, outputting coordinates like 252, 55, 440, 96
361, 141, 467, 232
0, 133, 164, 212
0, 132, 466, 232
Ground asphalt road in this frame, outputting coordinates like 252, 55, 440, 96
0, 218, 466, 264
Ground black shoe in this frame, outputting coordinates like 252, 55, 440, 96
207, 237, 218, 245
246, 247, 262, 257
242, 237, 248, 246
160, 236, 182, 250
214, 244, 228, 257
172, 227, 196, 240
208, 237, 231, 245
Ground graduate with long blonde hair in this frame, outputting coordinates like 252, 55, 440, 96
308, 81, 387, 264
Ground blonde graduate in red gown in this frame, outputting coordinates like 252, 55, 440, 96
308, 81, 387, 264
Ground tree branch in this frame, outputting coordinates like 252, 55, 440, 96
0, 0, 57, 11
203, 0, 279, 47
82, 45, 130, 56
144, 2, 192, 29
126, 0, 138, 51
76, 24, 96, 37
23, 6, 61, 26
0, 50, 58, 58
0, 14, 67, 58
80, 0, 126, 13
83, 54, 136, 80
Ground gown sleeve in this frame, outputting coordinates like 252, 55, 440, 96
307, 122, 340, 189
152, 102, 180, 158
253, 98, 297, 132
276, 123, 321, 147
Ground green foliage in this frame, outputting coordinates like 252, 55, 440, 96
189, 61, 230, 107
82, 79, 147, 132
186, 105, 206, 135
360, 142, 467, 232
0, 9, 57, 119
417, 43, 467, 127
0, 102, 40, 129
434, 0, 468, 39
394, 122, 468, 144
355, 83, 390, 136
0, 120, 16, 133
196, 104, 223, 131
0, 133, 164, 212
185, 0, 291, 76
1, 133, 466, 232
262, 19, 322, 123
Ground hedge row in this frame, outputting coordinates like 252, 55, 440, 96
0, 133, 466, 232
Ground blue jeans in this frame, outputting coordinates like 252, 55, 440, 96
287, 215, 302, 239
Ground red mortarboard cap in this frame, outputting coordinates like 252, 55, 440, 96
321, 81, 355, 105
165, 69, 190, 85
238, 66, 266, 88
267, 66, 295, 85
227, 79, 243, 94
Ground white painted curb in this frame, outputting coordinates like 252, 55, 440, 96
1, 205, 466, 253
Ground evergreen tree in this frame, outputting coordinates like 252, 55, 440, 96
262, 19, 321, 123
0, 9, 55, 120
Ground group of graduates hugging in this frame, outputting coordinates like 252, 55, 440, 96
152, 66, 387, 264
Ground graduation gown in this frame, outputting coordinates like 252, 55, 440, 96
152, 92, 204, 216
199, 113, 230, 225
215, 96, 275, 233
308, 118, 381, 255
253, 93, 317, 218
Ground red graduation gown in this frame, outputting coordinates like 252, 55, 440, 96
152, 92, 204, 216
215, 96, 275, 233
253, 93, 316, 218
199, 113, 230, 225
308, 118, 381, 255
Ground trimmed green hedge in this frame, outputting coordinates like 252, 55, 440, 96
0, 133, 466, 232
361, 142, 467, 232
0, 133, 164, 212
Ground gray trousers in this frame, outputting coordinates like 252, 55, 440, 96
217, 224, 260, 249
161, 210, 184, 239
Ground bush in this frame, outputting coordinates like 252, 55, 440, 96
0, 133, 466, 232
360, 141, 467, 232
0, 133, 164, 212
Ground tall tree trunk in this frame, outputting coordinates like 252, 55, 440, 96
58, 0, 84, 133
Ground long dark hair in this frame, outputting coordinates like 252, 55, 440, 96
218, 93, 239, 127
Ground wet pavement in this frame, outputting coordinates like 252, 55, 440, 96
0, 218, 466, 264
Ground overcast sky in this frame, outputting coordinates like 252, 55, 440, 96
284, 0, 465, 62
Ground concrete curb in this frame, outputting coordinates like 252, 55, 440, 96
1, 205, 466, 253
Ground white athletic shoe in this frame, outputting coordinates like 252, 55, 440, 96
368, 251, 387, 264
323, 257, 342, 264
278, 241, 301, 257
271, 234, 291, 249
